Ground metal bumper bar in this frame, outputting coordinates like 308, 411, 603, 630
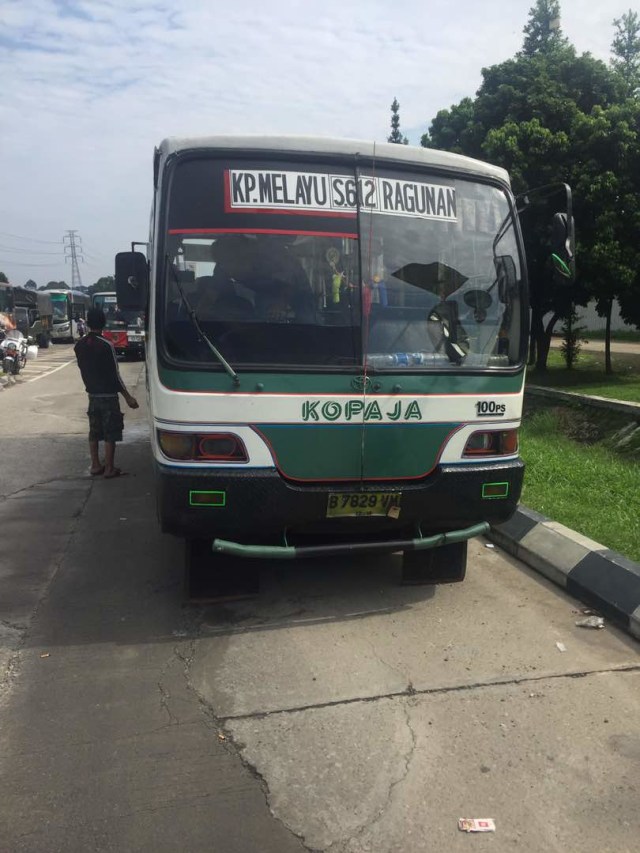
212, 522, 490, 560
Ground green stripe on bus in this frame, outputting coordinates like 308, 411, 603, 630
157, 365, 525, 396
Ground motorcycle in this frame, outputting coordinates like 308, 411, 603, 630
1, 329, 31, 376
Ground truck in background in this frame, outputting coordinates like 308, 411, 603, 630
0, 284, 53, 347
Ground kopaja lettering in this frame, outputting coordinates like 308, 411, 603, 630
301, 399, 423, 422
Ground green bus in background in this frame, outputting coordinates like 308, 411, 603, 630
48, 289, 91, 342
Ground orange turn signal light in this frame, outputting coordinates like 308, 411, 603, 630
463, 429, 519, 458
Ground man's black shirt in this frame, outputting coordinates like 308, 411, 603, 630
74, 332, 126, 396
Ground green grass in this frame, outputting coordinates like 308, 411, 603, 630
527, 350, 640, 403
520, 410, 640, 562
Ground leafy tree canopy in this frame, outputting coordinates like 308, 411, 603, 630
419, 1, 640, 369
611, 9, 640, 96
24, 279, 37, 290
0, 272, 8, 283
88, 275, 115, 296
521, 0, 568, 57
41, 281, 69, 290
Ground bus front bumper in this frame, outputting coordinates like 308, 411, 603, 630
156, 459, 524, 555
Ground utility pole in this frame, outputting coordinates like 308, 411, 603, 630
63, 230, 84, 289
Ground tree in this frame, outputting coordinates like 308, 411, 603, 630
24, 279, 37, 290
388, 98, 408, 144
419, 3, 634, 370
421, 98, 482, 154
88, 275, 115, 296
560, 306, 586, 368
521, 0, 568, 57
0, 272, 8, 283
42, 280, 69, 290
611, 10, 640, 96
568, 99, 640, 372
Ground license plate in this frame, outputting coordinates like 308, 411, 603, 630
326, 492, 402, 518
128, 335, 143, 342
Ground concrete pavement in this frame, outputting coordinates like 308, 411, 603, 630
1, 352, 639, 852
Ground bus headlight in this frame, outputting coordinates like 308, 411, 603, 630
157, 430, 248, 462
463, 429, 519, 457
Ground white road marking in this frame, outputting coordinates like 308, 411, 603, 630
27, 359, 75, 382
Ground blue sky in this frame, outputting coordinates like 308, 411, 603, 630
0, 0, 628, 286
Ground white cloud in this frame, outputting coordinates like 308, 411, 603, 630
0, 0, 627, 284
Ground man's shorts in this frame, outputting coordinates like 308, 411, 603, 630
87, 395, 124, 443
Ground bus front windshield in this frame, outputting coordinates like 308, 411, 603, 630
50, 295, 68, 322
161, 162, 523, 371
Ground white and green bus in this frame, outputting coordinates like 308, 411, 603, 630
116, 136, 573, 585
49, 289, 91, 342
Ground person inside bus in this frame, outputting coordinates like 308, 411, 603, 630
250, 237, 315, 323
195, 275, 255, 321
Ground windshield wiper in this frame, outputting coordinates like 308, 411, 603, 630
168, 258, 240, 386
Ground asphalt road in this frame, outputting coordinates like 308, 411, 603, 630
0, 346, 639, 853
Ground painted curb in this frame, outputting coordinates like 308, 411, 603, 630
488, 506, 640, 641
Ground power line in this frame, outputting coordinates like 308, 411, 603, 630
0, 245, 64, 255
0, 260, 58, 267
0, 231, 62, 245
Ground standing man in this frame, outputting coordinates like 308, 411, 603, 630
74, 307, 139, 478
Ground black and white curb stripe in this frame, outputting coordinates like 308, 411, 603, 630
488, 506, 640, 641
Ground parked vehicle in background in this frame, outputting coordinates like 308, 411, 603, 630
91, 291, 118, 314
14, 292, 53, 348
1, 329, 28, 375
49, 289, 91, 342
0, 283, 53, 347
93, 290, 145, 359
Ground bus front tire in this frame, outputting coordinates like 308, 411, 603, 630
401, 541, 467, 585
184, 538, 260, 601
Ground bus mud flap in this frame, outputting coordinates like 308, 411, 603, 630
185, 539, 260, 603
401, 540, 468, 585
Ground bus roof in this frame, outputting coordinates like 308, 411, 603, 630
0, 282, 38, 307
47, 289, 90, 298
157, 136, 510, 185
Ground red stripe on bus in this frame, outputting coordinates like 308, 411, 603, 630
168, 228, 358, 238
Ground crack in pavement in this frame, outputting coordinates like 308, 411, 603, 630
216, 662, 640, 722
3, 720, 209, 759
13, 790, 234, 840
166, 622, 316, 852
325, 702, 418, 853
0, 474, 89, 502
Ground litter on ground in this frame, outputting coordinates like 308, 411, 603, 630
575, 616, 605, 629
458, 818, 496, 833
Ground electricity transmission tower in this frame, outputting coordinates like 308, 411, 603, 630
63, 230, 84, 289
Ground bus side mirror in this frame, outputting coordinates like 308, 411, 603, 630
550, 212, 575, 281
115, 251, 148, 311
494, 255, 518, 302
